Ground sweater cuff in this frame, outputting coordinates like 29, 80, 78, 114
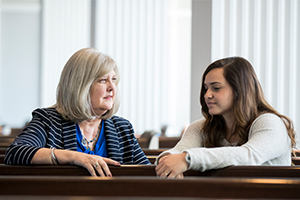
184, 150, 194, 170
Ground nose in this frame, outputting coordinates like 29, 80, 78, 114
204, 88, 213, 99
107, 79, 115, 92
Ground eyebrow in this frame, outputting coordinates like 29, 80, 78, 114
100, 73, 116, 78
204, 82, 222, 86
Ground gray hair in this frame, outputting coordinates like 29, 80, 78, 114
56, 48, 120, 123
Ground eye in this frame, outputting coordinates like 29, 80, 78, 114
112, 77, 117, 82
213, 87, 221, 91
99, 79, 107, 83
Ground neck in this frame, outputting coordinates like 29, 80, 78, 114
223, 113, 236, 142
79, 118, 102, 151
80, 118, 102, 126
79, 118, 102, 140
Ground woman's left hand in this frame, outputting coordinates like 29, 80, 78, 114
155, 153, 188, 178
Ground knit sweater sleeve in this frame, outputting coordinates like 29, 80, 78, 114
186, 113, 291, 171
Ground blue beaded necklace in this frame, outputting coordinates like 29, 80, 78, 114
81, 122, 101, 151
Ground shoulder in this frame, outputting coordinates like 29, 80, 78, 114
105, 115, 134, 132
186, 118, 205, 132
249, 113, 286, 135
31, 107, 63, 122
251, 113, 284, 128
110, 115, 131, 123
107, 115, 132, 126
182, 118, 205, 138
32, 107, 59, 116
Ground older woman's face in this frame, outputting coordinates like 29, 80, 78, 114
90, 70, 117, 116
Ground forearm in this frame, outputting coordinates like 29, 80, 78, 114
31, 147, 121, 177
31, 148, 77, 165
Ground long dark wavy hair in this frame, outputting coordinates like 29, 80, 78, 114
199, 57, 296, 149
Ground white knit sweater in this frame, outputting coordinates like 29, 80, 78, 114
157, 113, 292, 171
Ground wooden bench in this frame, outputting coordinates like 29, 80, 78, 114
0, 154, 152, 165
1, 164, 300, 178
146, 156, 156, 164
143, 148, 167, 156
159, 137, 180, 148
10, 128, 23, 136
0, 164, 156, 176
0, 155, 4, 164
0, 136, 14, 147
292, 157, 300, 165
138, 137, 180, 149
0, 175, 299, 199
0, 196, 235, 200
0, 147, 7, 155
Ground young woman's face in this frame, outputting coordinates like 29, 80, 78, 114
204, 68, 234, 118
90, 69, 117, 116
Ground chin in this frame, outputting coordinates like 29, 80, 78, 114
208, 111, 220, 116
104, 106, 113, 111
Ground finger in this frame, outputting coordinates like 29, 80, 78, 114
155, 158, 167, 172
102, 157, 120, 166
175, 173, 184, 179
98, 159, 112, 177
167, 171, 176, 179
158, 155, 169, 163
86, 164, 97, 177
158, 169, 170, 178
156, 164, 169, 177
156, 161, 170, 177
156, 154, 169, 165
94, 163, 105, 177
155, 165, 166, 176
155, 163, 163, 172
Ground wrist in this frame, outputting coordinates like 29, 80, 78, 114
50, 147, 60, 165
185, 152, 191, 168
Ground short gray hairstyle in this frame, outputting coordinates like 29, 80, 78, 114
56, 47, 120, 123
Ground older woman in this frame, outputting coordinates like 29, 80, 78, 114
5, 48, 150, 176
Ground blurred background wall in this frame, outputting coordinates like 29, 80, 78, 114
1, 0, 299, 148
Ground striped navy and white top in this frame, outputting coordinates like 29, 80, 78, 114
4, 108, 150, 165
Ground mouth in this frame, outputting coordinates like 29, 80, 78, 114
104, 95, 113, 100
206, 102, 216, 107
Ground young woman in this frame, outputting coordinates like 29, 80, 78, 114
5, 48, 150, 176
156, 57, 296, 178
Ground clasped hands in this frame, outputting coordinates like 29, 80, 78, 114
155, 152, 189, 179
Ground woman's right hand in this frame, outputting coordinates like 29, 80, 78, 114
71, 152, 121, 177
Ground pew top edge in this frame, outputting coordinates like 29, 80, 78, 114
0, 164, 299, 170
1, 175, 300, 183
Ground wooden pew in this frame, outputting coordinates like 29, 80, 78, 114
10, 128, 23, 136
143, 148, 167, 156
0, 164, 156, 176
0, 136, 14, 148
0, 147, 7, 154
0, 196, 237, 200
292, 157, 300, 165
1, 164, 300, 178
138, 137, 180, 149
0, 155, 4, 164
0, 175, 299, 199
159, 137, 180, 148
146, 156, 156, 164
